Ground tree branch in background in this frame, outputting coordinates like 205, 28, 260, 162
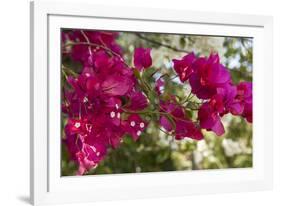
135, 33, 190, 53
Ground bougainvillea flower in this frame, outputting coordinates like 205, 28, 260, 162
172, 52, 196, 82
102, 97, 123, 126
88, 50, 132, 77
76, 151, 98, 175
101, 75, 133, 96
64, 123, 108, 175
64, 30, 122, 65
242, 102, 252, 123
236, 82, 253, 123
160, 100, 203, 140
159, 100, 185, 132
63, 30, 93, 64
155, 78, 164, 95
123, 114, 147, 141
125, 91, 148, 111
62, 29, 254, 175
61, 31, 68, 44
67, 62, 134, 102
62, 90, 83, 117
133, 48, 152, 70
65, 118, 85, 135
70, 44, 92, 66
93, 125, 125, 149
216, 84, 243, 116
189, 53, 231, 99
83, 30, 123, 55
236, 82, 252, 105
64, 117, 97, 138
63, 134, 80, 161
76, 141, 107, 175
198, 102, 225, 136
82, 142, 107, 164
92, 51, 115, 71
173, 119, 203, 140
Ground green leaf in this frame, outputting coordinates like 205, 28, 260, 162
164, 114, 176, 131
179, 37, 186, 48
133, 68, 141, 79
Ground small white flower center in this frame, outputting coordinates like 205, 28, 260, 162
85, 73, 90, 77
117, 112, 121, 119
110, 111, 115, 118
83, 97, 88, 103
137, 130, 142, 136
130, 121, 136, 127
115, 104, 119, 109
74, 122, 81, 128
96, 152, 100, 156
140, 122, 145, 128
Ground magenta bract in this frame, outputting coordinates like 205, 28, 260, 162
172, 52, 196, 82
62, 30, 253, 175
160, 100, 203, 140
133, 48, 152, 70
189, 53, 231, 99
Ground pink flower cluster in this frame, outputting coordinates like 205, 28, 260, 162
173, 53, 252, 136
62, 30, 252, 175
62, 30, 151, 175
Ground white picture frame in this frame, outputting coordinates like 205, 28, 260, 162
30, 0, 273, 205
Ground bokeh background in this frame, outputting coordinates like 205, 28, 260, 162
61, 31, 253, 176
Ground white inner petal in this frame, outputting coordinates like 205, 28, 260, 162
137, 130, 142, 136
110, 111, 115, 118
74, 122, 81, 128
130, 121, 136, 127
140, 122, 145, 128
83, 97, 88, 103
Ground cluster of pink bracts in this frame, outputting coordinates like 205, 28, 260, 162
62, 30, 252, 175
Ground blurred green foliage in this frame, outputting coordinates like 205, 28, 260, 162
61, 32, 253, 176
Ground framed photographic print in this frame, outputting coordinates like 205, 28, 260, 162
30, 0, 273, 205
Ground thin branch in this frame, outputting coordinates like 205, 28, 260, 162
80, 30, 93, 56
158, 126, 173, 136
135, 33, 190, 53
63, 41, 130, 68
62, 64, 78, 77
